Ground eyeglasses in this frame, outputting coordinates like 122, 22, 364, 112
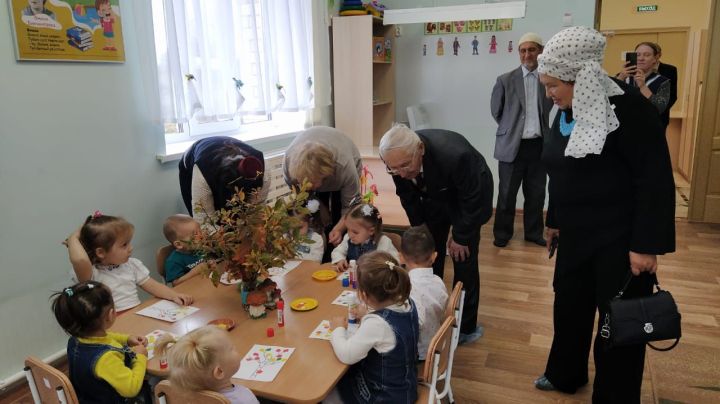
383, 147, 419, 175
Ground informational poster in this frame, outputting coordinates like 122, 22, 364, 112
425, 18, 513, 35
8, 0, 125, 62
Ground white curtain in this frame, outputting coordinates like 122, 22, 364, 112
152, 0, 315, 124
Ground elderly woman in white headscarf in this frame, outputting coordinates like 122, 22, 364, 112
533, 27, 675, 402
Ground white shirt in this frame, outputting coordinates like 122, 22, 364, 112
296, 230, 325, 262
219, 384, 259, 404
521, 65, 542, 139
71, 258, 150, 311
408, 267, 449, 359
330, 301, 412, 364
330, 234, 399, 264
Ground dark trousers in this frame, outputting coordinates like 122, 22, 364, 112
544, 235, 654, 403
493, 138, 546, 242
426, 218, 481, 335
317, 190, 342, 263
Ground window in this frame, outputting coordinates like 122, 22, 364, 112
151, 0, 314, 144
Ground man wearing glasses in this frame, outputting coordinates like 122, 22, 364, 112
379, 123, 493, 344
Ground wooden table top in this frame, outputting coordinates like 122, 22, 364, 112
111, 261, 351, 403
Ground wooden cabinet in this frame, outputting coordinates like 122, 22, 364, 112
332, 15, 395, 155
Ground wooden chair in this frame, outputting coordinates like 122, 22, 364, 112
384, 231, 402, 253
445, 281, 465, 328
24, 356, 79, 404
417, 316, 456, 404
156, 244, 175, 278
155, 379, 230, 404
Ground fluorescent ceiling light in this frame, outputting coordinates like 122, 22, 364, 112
383, 1, 526, 25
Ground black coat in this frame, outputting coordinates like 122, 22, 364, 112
657, 62, 678, 127
392, 130, 494, 245
542, 80, 675, 260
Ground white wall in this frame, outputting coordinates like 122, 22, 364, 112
0, 0, 294, 385
385, 0, 596, 205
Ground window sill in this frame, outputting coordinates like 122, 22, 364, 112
156, 122, 303, 164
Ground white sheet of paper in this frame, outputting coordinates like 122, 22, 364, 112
336, 271, 349, 281
331, 290, 356, 307
219, 271, 242, 285
309, 320, 332, 340
268, 260, 301, 277
135, 300, 199, 323
144, 329, 179, 359
234, 344, 295, 382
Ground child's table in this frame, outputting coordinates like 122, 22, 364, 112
111, 261, 350, 403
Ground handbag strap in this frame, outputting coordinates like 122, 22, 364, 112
648, 338, 680, 351
612, 272, 661, 300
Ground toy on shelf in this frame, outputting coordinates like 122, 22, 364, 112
339, 0, 367, 16
365, 1, 386, 18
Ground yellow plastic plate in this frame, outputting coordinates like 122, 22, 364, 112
312, 269, 338, 281
290, 298, 319, 311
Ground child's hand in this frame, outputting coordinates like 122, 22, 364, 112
172, 293, 193, 306
330, 316, 347, 331
335, 260, 349, 272
63, 226, 82, 247
127, 335, 147, 347
352, 303, 368, 321
131, 344, 148, 357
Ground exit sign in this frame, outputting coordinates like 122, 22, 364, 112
637, 5, 658, 12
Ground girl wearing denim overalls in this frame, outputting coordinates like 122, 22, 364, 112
327, 251, 419, 403
51, 280, 152, 403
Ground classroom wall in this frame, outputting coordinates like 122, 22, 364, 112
599, 0, 711, 31
0, 1, 301, 385
384, 0, 596, 206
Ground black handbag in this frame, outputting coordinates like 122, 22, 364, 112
600, 273, 681, 351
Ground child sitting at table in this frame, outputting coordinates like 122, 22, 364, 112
51, 280, 152, 403
401, 225, 448, 360
65, 212, 193, 312
331, 203, 399, 271
292, 199, 325, 262
155, 325, 259, 404
327, 251, 419, 403
162, 214, 206, 285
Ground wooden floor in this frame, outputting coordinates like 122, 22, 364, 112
3, 217, 719, 404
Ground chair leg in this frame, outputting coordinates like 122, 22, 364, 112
447, 385, 455, 403
24, 367, 42, 404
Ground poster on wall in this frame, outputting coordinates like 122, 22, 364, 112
8, 0, 125, 62
425, 19, 512, 35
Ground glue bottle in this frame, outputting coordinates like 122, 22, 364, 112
277, 299, 285, 327
348, 260, 358, 289
347, 292, 359, 335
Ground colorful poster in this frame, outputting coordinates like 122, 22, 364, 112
467, 20, 482, 33
481, 19, 497, 32
452, 20, 467, 33
438, 21, 453, 34
424, 22, 438, 35
497, 18, 513, 31
9, 0, 125, 62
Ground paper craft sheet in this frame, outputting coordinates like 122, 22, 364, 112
336, 271, 349, 281
332, 290, 356, 306
309, 320, 332, 340
234, 345, 295, 382
135, 300, 199, 322
219, 271, 242, 285
268, 260, 301, 277
144, 330, 179, 359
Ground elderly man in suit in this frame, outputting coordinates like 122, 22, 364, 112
379, 124, 494, 344
490, 33, 552, 248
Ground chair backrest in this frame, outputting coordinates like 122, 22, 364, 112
418, 316, 456, 398
156, 244, 175, 278
155, 380, 230, 404
24, 356, 79, 404
384, 231, 402, 253
445, 281, 464, 320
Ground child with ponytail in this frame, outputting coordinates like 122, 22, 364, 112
327, 251, 419, 403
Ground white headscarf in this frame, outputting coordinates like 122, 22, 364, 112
537, 26, 624, 158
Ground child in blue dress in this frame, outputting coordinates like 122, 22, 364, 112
51, 280, 152, 403
327, 251, 419, 403
331, 203, 399, 270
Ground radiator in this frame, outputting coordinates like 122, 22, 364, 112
264, 152, 291, 204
